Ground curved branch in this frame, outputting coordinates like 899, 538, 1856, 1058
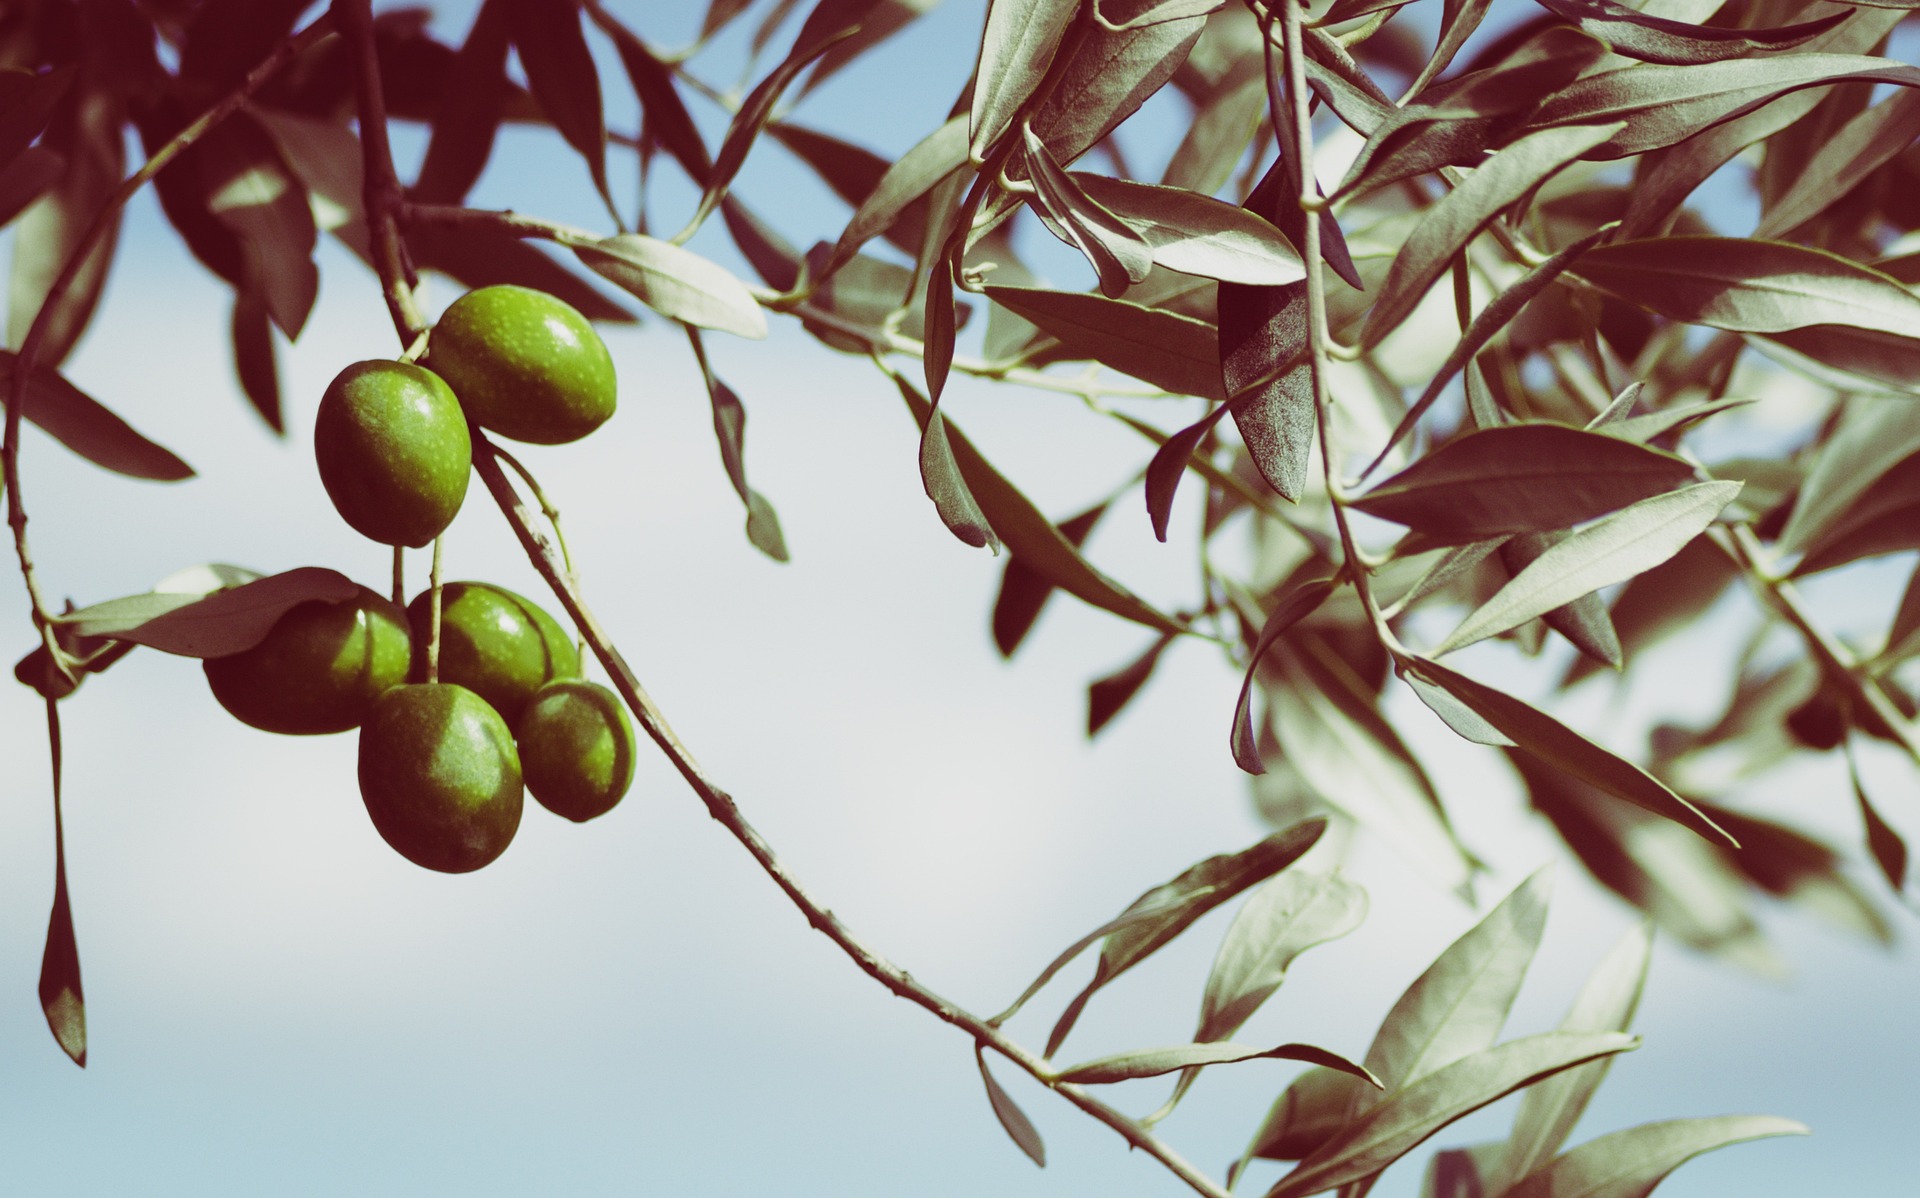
333, 4, 1227, 1194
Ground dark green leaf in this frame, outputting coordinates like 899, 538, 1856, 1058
58, 567, 358, 657
1354, 425, 1699, 544
1268, 1033, 1640, 1198
897, 377, 1182, 635
1045, 820, 1328, 1056
916, 400, 998, 551
0, 351, 193, 481
1532, 0, 1849, 66
230, 287, 282, 435
11, 83, 124, 366
39, 709, 83, 1067
923, 256, 957, 401
1248, 1065, 1371, 1163
1574, 237, 1920, 338
1363, 122, 1621, 346
0, 145, 64, 229
412, 0, 512, 204
977, 1048, 1046, 1167
686, 327, 788, 562
407, 222, 634, 322
1780, 397, 1920, 558
993, 885, 1216, 1026
1072, 173, 1306, 286
991, 501, 1105, 657
594, 11, 712, 186
0, 66, 74, 170
985, 284, 1223, 398
971, 0, 1079, 160
1503, 1115, 1806, 1198
1056, 1040, 1375, 1086
823, 115, 965, 277
509, 0, 611, 211
1144, 402, 1230, 542
1849, 749, 1908, 893
1793, 450, 1920, 576
1023, 129, 1154, 297
1232, 577, 1338, 773
1023, 0, 1206, 167
1088, 632, 1174, 736
1366, 227, 1610, 479
1406, 656, 1734, 844
573, 234, 767, 337
1535, 54, 1920, 159
1435, 482, 1740, 655
1756, 90, 1920, 240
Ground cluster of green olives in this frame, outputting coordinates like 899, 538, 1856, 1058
202, 285, 635, 874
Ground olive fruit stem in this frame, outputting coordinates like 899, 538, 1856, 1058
4, 13, 338, 682
427, 536, 444, 686
490, 444, 577, 583
340, 14, 1231, 1195
390, 545, 405, 608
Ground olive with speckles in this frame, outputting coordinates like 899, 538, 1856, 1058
313, 360, 471, 547
426, 285, 617, 445
358, 683, 523, 873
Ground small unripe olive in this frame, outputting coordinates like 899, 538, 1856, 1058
314, 360, 471, 547
357, 683, 522, 873
407, 581, 580, 726
204, 585, 411, 735
517, 679, 635, 822
426, 285, 616, 445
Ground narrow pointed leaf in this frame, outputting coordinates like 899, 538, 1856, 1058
1435, 481, 1740, 656
1781, 397, 1920, 558
1532, 0, 1850, 66
1364, 869, 1552, 1096
924, 259, 957, 402
1405, 655, 1734, 844
1757, 90, 1920, 239
1500, 532, 1622, 669
992, 502, 1105, 657
1023, 4, 1206, 168
1145, 402, 1232, 541
39, 701, 82, 1066
1399, 665, 1514, 747
594, 8, 713, 186
508, 0, 610, 207
994, 887, 1214, 1026
971, 0, 1080, 160
1232, 577, 1338, 773
1088, 632, 1174, 736
0, 352, 193, 481
918, 404, 999, 551
1023, 129, 1153, 297
1198, 870, 1367, 1043
1849, 749, 1908, 892
1503, 1115, 1807, 1198
897, 377, 1183, 635
1575, 237, 1920, 338
1366, 227, 1609, 480
825, 114, 965, 277
230, 287, 281, 434
1495, 922, 1653, 1190
1057, 1040, 1375, 1086
1220, 280, 1314, 501
1535, 55, 1920, 159
1355, 426, 1699, 545
977, 1048, 1047, 1167
1364, 122, 1621, 346
986, 284, 1223, 399
12, 85, 123, 366
1046, 820, 1328, 1056
1073, 174, 1306, 286
687, 328, 788, 562
574, 234, 767, 338
1267, 1032, 1641, 1198
412, 0, 511, 204
59, 568, 358, 657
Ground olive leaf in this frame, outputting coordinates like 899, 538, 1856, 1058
1055, 1040, 1375, 1086
0, 351, 194, 481
1532, 0, 1850, 66
976, 1047, 1046, 1167
56, 567, 358, 658
1502, 1115, 1808, 1198
984, 284, 1223, 398
573, 234, 768, 338
971, 0, 1080, 161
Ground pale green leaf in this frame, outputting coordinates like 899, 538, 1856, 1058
1434, 481, 1740, 655
1056, 1040, 1375, 1086
971, 0, 1079, 161
1198, 870, 1368, 1043
573, 234, 768, 338
1073, 173, 1306, 286
1503, 1115, 1807, 1198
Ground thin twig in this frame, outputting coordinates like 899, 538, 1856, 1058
338, 8, 1226, 1195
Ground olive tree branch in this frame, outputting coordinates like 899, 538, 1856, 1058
340, 12, 1230, 1196
1265, 0, 1401, 653
2, 13, 337, 676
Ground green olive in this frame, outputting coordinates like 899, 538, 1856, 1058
204, 585, 411, 735
426, 285, 617, 445
517, 679, 635, 822
407, 581, 580, 726
313, 360, 471, 547
357, 683, 522, 873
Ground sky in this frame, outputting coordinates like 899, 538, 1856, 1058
1, 2, 1917, 1195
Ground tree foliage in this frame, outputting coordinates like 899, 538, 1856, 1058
3, 0, 1915, 1193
